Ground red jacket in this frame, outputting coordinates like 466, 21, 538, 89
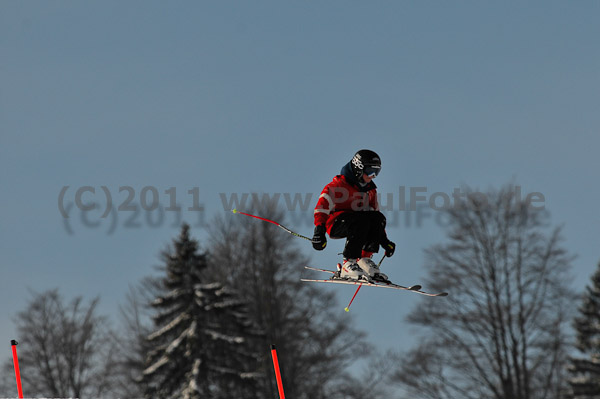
314, 173, 379, 235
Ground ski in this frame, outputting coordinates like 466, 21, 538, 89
302, 266, 448, 297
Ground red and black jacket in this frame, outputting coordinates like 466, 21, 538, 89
314, 162, 379, 235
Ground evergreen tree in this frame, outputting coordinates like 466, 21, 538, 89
569, 261, 600, 398
142, 224, 262, 399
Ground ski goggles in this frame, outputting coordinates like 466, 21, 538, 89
364, 165, 381, 177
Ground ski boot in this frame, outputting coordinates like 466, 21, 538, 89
357, 258, 388, 282
339, 259, 369, 281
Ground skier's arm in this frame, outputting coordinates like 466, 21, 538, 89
371, 188, 395, 256
369, 188, 379, 211
314, 185, 335, 227
312, 183, 336, 250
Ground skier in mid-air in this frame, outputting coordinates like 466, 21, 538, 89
311, 149, 396, 281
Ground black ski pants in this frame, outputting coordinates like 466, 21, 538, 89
329, 211, 387, 259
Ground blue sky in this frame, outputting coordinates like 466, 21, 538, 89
1, 1, 599, 368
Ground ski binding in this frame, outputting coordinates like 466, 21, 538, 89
302, 266, 448, 297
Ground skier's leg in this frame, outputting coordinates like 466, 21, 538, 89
356, 212, 390, 280
330, 213, 372, 280
330, 212, 372, 259
361, 211, 388, 256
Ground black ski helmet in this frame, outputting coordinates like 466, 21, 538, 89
350, 149, 381, 179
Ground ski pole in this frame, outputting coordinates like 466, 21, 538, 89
344, 255, 386, 312
344, 284, 362, 312
232, 209, 314, 242
11, 340, 23, 399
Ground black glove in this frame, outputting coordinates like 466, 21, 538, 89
382, 239, 395, 257
312, 224, 327, 250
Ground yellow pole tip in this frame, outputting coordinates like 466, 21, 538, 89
232, 209, 238, 214
344, 307, 349, 312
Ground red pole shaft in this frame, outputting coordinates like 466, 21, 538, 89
11, 340, 23, 399
235, 209, 279, 226
271, 345, 286, 399
345, 284, 363, 312
232, 209, 314, 242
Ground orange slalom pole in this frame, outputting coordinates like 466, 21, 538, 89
271, 345, 286, 399
11, 340, 23, 399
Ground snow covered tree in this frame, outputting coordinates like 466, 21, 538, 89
391, 185, 575, 399
207, 206, 370, 399
568, 261, 600, 398
142, 224, 262, 399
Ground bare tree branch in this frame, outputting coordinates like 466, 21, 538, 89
1, 289, 118, 398
392, 185, 576, 399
